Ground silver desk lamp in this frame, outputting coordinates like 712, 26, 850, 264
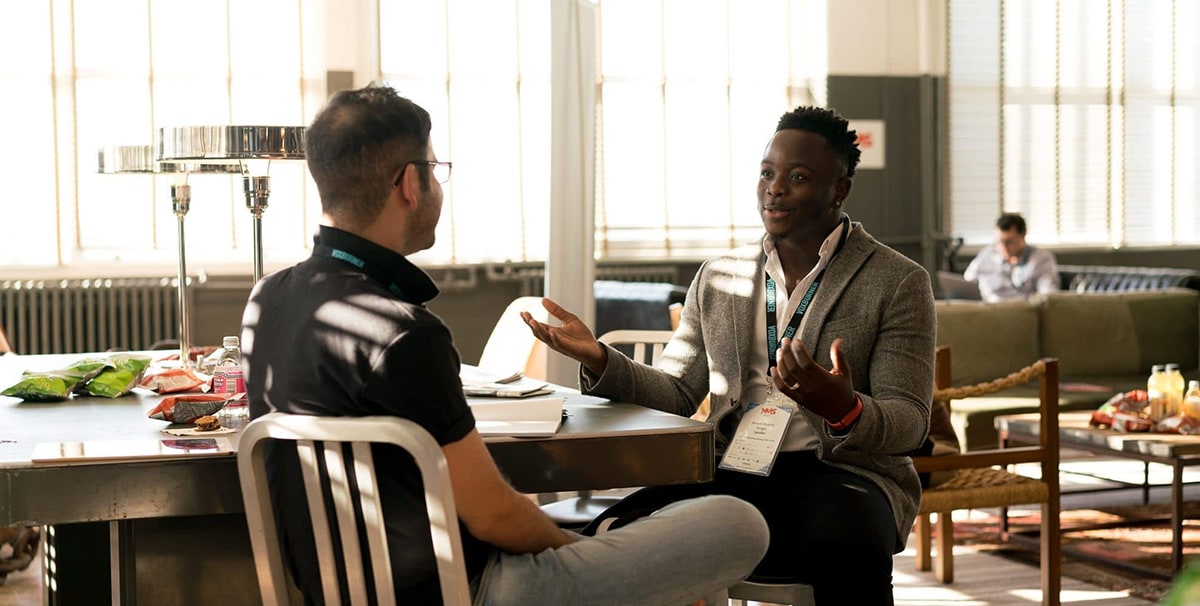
98, 145, 242, 367
155, 126, 306, 282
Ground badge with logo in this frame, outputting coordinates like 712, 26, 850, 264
718, 391, 796, 476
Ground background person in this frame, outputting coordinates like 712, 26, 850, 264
524, 105, 935, 605
241, 84, 768, 606
963, 212, 1060, 302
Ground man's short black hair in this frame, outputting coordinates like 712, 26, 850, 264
305, 84, 432, 230
775, 106, 862, 177
996, 213, 1027, 234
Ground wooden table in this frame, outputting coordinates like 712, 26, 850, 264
0, 352, 714, 604
996, 410, 1200, 576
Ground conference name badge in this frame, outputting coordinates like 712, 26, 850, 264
718, 392, 795, 477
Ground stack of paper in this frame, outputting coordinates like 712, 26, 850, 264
460, 366, 552, 398
459, 366, 523, 387
468, 396, 565, 437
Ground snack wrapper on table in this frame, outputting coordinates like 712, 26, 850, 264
1, 372, 80, 402
1156, 414, 1200, 435
147, 393, 240, 423
0, 357, 113, 402
1089, 389, 1149, 428
1110, 411, 1153, 432
75, 354, 152, 398
139, 367, 210, 394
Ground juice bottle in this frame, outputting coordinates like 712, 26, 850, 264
1165, 363, 1186, 417
1185, 380, 1200, 419
1148, 364, 1167, 421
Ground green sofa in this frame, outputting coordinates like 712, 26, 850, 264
935, 288, 1200, 451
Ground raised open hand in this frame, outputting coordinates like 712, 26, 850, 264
521, 298, 607, 374
770, 337, 857, 423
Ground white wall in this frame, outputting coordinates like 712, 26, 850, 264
826, 0, 946, 76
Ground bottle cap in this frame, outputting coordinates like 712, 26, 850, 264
223, 335, 240, 348
1191, 380, 1200, 389
1152, 364, 1166, 372
1166, 363, 1181, 371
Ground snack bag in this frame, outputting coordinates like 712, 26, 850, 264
1111, 411, 1153, 432
0, 357, 112, 402
77, 354, 152, 398
58, 358, 112, 385
1157, 414, 1200, 435
1090, 389, 1149, 428
139, 367, 209, 394
147, 393, 234, 423
1, 372, 78, 402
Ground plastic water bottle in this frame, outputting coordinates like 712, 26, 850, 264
212, 336, 248, 419
1148, 364, 1167, 421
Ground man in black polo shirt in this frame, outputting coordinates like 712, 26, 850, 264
240, 84, 768, 605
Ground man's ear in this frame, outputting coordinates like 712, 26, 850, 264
395, 163, 420, 210
836, 176, 852, 204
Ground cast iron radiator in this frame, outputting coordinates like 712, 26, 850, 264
0, 278, 185, 355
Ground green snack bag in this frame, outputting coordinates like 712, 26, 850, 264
61, 358, 112, 388
1, 372, 77, 402
79, 355, 152, 398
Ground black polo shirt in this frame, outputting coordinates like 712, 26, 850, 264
242, 225, 488, 604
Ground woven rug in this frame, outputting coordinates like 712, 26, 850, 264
950, 504, 1200, 601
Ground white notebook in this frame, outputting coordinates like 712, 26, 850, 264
468, 396, 565, 437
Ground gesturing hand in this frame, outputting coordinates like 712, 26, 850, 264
521, 298, 607, 375
770, 337, 857, 424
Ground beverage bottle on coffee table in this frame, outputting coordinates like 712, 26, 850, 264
1165, 364, 1185, 417
1148, 364, 1167, 421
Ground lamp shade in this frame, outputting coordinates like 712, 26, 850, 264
98, 144, 243, 175
156, 126, 306, 163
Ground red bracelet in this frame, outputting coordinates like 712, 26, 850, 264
827, 396, 863, 430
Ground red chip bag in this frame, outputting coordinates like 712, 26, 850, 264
1112, 411, 1153, 432
147, 394, 233, 423
1156, 414, 1200, 435
140, 368, 208, 394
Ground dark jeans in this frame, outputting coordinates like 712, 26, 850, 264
582, 450, 898, 605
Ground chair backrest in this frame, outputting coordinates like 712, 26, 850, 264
237, 413, 471, 606
479, 296, 549, 380
597, 329, 673, 366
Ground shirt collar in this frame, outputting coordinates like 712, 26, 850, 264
761, 215, 849, 269
312, 225, 440, 305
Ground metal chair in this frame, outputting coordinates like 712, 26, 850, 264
540, 329, 675, 527
728, 579, 816, 605
238, 412, 472, 606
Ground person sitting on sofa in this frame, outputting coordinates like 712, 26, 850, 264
964, 212, 1060, 302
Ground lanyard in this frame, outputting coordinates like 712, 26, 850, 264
313, 245, 408, 299
765, 216, 850, 375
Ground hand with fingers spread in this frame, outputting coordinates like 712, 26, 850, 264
520, 298, 608, 375
770, 336, 857, 424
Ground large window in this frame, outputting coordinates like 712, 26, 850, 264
948, 0, 1200, 248
378, 0, 825, 264
1, 0, 321, 272
4, 0, 825, 273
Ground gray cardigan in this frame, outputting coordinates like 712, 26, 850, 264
583, 221, 935, 546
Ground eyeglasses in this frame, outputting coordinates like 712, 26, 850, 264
392, 161, 453, 187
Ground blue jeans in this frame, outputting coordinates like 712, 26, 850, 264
472, 495, 769, 605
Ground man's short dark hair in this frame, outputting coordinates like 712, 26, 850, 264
996, 213, 1027, 235
305, 84, 432, 229
775, 106, 862, 177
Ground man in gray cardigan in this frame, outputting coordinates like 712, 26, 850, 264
524, 106, 935, 604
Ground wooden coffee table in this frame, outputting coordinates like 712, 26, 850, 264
995, 410, 1200, 577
